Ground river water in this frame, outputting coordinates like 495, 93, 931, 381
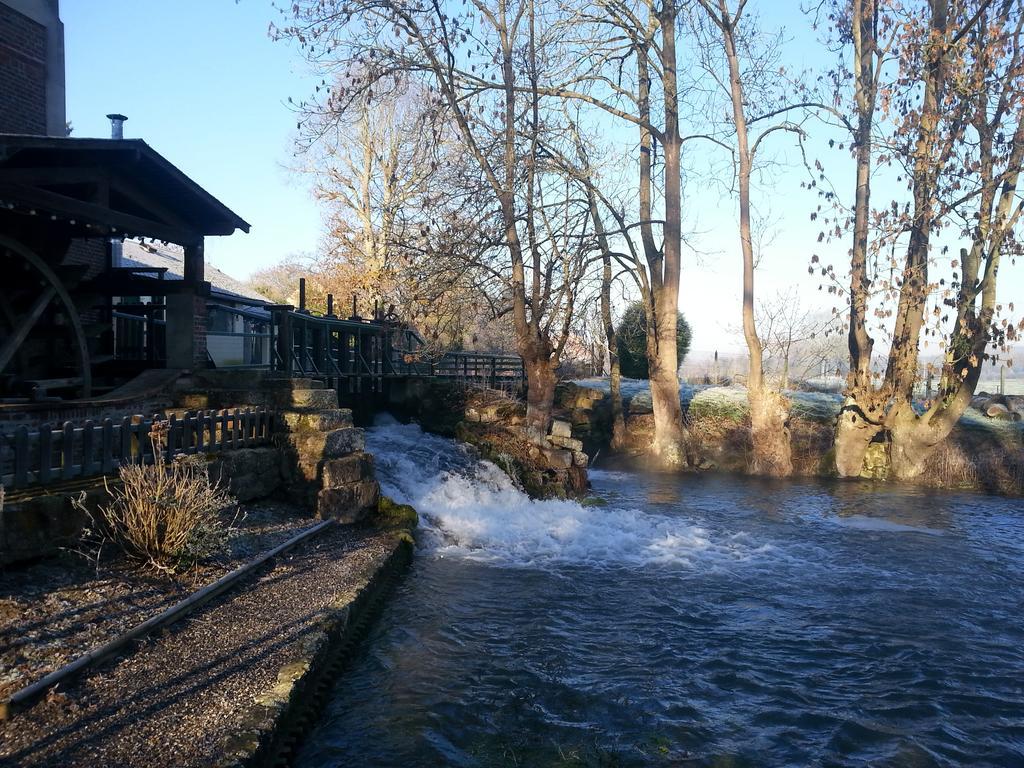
295, 418, 1024, 767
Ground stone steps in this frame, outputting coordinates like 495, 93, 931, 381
290, 388, 338, 411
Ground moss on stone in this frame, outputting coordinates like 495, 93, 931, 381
372, 496, 418, 531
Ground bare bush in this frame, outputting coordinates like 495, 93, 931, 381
77, 421, 236, 573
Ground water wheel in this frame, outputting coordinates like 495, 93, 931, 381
0, 234, 91, 398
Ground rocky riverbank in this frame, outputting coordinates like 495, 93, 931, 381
565, 378, 1024, 496
390, 380, 590, 499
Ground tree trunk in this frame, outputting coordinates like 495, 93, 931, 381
834, 0, 879, 477
648, 350, 687, 465
645, 2, 689, 468
748, 386, 793, 476
609, 353, 627, 450
600, 257, 626, 451
523, 349, 557, 444
834, 396, 883, 477
717, 0, 792, 476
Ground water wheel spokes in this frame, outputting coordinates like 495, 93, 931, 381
0, 234, 92, 397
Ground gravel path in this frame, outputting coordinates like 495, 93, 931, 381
0, 525, 398, 768
0, 501, 316, 702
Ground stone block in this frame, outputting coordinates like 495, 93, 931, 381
290, 389, 339, 410
1, 493, 91, 566
549, 435, 583, 452
179, 392, 210, 410
318, 480, 380, 523
209, 447, 282, 502
290, 378, 325, 390
541, 447, 572, 469
283, 409, 353, 432
323, 427, 365, 457
465, 404, 502, 423
322, 452, 375, 488
627, 393, 654, 415
570, 409, 592, 426
287, 427, 365, 483
550, 419, 572, 438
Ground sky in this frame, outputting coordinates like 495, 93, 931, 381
61, 1, 1022, 357
62, 0, 321, 277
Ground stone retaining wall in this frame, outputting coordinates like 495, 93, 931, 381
0, 373, 383, 566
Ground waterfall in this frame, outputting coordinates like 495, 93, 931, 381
366, 415, 764, 569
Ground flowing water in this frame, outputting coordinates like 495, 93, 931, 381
295, 417, 1024, 767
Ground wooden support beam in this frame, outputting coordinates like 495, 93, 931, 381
0, 181, 202, 244
0, 286, 54, 374
0, 234, 91, 396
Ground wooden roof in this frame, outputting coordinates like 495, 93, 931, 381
0, 135, 250, 245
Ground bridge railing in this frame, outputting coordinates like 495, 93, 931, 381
267, 304, 524, 391
433, 352, 525, 389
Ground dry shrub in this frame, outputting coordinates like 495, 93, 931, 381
79, 421, 236, 573
920, 438, 1024, 495
685, 411, 750, 472
788, 417, 834, 476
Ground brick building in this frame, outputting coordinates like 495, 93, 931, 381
0, 0, 64, 136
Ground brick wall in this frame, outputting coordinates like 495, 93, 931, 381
194, 294, 209, 367
64, 239, 107, 280
0, 3, 47, 135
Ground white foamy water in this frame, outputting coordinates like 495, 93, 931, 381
366, 416, 765, 569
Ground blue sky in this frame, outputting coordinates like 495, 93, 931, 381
63, 0, 320, 278
61, 1, 1021, 357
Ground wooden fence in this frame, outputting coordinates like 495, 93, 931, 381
0, 408, 274, 491
432, 353, 525, 389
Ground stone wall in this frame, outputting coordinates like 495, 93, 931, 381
392, 378, 590, 498
276, 380, 379, 523
0, 372, 383, 565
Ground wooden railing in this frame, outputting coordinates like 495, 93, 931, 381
432, 352, 525, 388
269, 305, 525, 393
0, 408, 274, 491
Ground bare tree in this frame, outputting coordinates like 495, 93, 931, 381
531, 0, 698, 466
277, 0, 593, 443
694, 0, 809, 475
822, 0, 1024, 478
756, 289, 839, 390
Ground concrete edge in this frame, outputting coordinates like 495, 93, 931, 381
213, 531, 414, 768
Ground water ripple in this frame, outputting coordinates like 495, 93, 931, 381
295, 419, 1024, 768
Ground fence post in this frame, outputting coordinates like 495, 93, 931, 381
39, 424, 52, 484
14, 425, 28, 488
168, 413, 178, 461
139, 417, 153, 465
61, 421, 74, 480
276, 310, 293, 375
101, 419, 114, 474
220, 410, 229, 451
196, 411, 206, 453
81, 420, 95, 477
120, 416, 131, 468
182, 411, 194, 454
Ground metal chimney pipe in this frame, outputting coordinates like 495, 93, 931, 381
107, 113, 127, 266
110, 237, 123, 268
106, 113, 127, 139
